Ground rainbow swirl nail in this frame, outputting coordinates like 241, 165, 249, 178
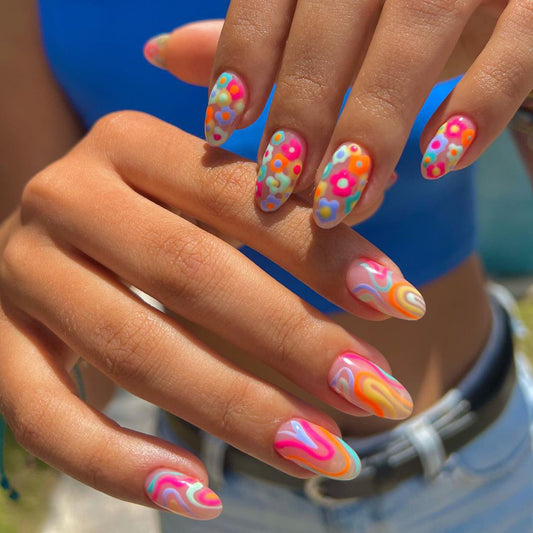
329, 353, 413, 419
347, 259, 426, 320
421, 115, 476, 180
205, 72, 247, 147
144, 469, 222, 520
274, 419, 361, 480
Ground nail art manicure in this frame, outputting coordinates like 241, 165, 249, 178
421, 115, 476, 180
145, 469, 222, 520
256, 131, 306, 212
143, 34, 170, 69
205, 72, 247, 147
329, 352, 413, 419
274, 418, 361, 480
347, 259, 426, 320
313, 142, 372, 229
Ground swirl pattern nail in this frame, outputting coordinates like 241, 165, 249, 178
329, 352, 413, 419
313, 142, 371, 228
145, 469, 222, 520
421, 115, 476, 180
274, 419, 361, 480
205, 72, 247, 147
346, 259, 426, 320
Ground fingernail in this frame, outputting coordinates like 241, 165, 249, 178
329, 352, 413, 419
145, 469, 223, 520
385, 171, 398, 191
274, 418, 361, 480
421, 115, 476, 180
205, 72, 248, 147
256, 131, 306, 212
143, 34, 170, 69
313, 143, 372, 229
347, 258, 426, 320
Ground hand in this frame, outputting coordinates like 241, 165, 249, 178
146, 2, 532, 228
0, 112, 424, 519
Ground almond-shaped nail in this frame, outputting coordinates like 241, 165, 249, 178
274, 418, 361, 480
205, 72, 248, 147
256, 130, 306, 212
347, 259, 426, 320
145, 469, 222, 520
329, 352, 413, 420
421, 115, 476, 180
313, 142, 372, 229
143, 33, 170, 69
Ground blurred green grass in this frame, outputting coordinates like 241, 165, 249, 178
1, 291, 533, 533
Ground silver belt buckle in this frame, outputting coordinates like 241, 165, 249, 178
303, 476, 361, 507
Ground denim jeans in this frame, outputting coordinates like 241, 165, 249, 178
158, 301, 533, 533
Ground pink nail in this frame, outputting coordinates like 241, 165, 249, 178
421, 115, 476, 180
205, 72, 248, 147
256, 130, 306, 212
274, 418, 361, 480
329, 352, 413, 419
143, 34, 170, 69
347, 258, 426, 320
313, 142, 372, 229
145, 469, 222, 520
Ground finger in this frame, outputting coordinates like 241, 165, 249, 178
2, 233, 364, 479
312, 0, 482, 228
73, 112, 425, 322
19, 162, 418, 421
420, 0, 533, 179
255, 0, 381, 212
144, 20, 223, 86
0, 306, 222, 520
203, 0, 297, 146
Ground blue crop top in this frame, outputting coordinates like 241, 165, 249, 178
38, 0, 477, 313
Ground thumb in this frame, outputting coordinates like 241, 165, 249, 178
143, 20, 224, 87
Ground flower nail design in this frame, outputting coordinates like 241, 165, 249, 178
205, 72, 247, 147
313, 143, 372, 228
329, 352, 413, 419
143, 34, 170, 69
256, 131, 306, 212
421, 115, 476, 180
274, 419, 361, 480
347, 259, 426, 320
145, 469, 222, 520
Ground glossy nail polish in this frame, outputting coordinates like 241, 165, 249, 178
256, 131, 306, 212
347, 259, 426, 320
313, 142, 372, 229
143, 34, 170, 69
329, 352, 413, 419
145, 469, 222, 520
421, 115, 476, 180
274, 418, 361, 480
205, 72, 248, 147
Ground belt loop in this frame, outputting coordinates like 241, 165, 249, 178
199, 432, 228, 490
404, 417, 446, 480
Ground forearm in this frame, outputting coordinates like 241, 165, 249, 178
0, 0, 84, 221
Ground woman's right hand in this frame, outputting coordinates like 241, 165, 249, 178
0, 112, 423, 520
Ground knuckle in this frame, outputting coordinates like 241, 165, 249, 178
217, 377, 254, 440
270, 308, 313, 368
94, 310, 164, 384
277, 72, 332, 111
8, 391, 55, 454
200, 161, 253, 220
0, 230, 35, 290
399, 0, 468, 20
82, 431, 117, 487
143, 226, 225, 300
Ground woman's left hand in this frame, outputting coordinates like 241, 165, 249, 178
145, 1, 532, 228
